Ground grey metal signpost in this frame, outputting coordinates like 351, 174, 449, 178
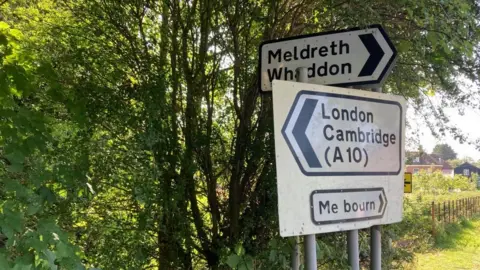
297, 67, 318, 270
347, 230, 360, 270
370, 225, 381, 270
291, 236, 300, 270
370, 86, 383, 270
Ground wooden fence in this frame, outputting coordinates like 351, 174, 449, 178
431, 196, 480, 236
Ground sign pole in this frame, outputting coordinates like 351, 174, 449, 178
370, 86, 383, 270
290, 66, 307, 270
304, 234, 317, 270
347, 230, 360, 270
291, 237, 300, 270
296, 67, 318, 270
370, 225, 381, 270
345, 85, 360, 270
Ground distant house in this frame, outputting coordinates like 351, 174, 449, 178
405, 152, 453, 176
454, 162, 480, 178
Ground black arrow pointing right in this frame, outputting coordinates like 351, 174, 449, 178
358, 33, 385, 77
292, 98, 322, 168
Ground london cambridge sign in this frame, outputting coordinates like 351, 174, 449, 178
259, 25, 397, 92
272, 80, 405, 236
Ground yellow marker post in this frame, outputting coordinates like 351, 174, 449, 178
404, 172, 412, 193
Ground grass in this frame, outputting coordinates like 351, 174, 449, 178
410, 218, 480, 270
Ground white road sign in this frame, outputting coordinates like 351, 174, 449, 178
259, 25, 397, 92
282, 88, 402, 176
272, 80, 405, 236
310, 188, 387, 225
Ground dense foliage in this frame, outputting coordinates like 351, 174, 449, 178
432, 144, 457, 160
1, 0, 480, 269
414, 171, 477, 193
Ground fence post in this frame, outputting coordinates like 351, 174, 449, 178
431, 201, 436, 237
443, 202, 446, 223
437, 202, 440, 222
449, 201, 451, 223
456, 200, 458, 221
453, 200, 455, 222
466, 198, 468, 219
460, 199, 462, 218
470, 198, 475, 218
468, 198, 470, 219
467, 198, 472, 218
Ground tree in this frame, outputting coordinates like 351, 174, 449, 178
433, 144, 458, 160
1, 0, 480, 269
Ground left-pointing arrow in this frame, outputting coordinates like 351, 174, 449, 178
358, 33, 385, 77
292, 98, 322, 168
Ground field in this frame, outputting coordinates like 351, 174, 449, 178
393, 172, 480, 270
410, 218, 480, 269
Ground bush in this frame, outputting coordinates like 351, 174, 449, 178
413, 171, 476, 194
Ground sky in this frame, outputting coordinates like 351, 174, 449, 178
406, 81, 480, 160
408, 107, 480, 160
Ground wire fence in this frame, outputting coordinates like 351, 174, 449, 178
431, 196, 480, 236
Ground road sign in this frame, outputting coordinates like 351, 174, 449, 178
311, 188, 387, 225
404, 172, 412, 193
272, 80, 405, 236
259, 25, 397, 92
282, 89, 402, 176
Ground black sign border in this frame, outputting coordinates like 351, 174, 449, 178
282, 90, 403, 176
309, 188, 387, 225
258, 24, 398, 93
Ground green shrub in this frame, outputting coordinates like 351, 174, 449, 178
413, 171, 476, 194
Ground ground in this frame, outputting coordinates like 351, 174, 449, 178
413, 219, 480, 270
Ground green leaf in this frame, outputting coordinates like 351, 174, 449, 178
244, 255, 254, 270
42, 250, 57, 270
268, 250, 276, 261
397, 40, 411, 53
0, 22, 9, 30
316, 242, 324, 259
0, 253, 11, 270
6, 163, 23, 172
26, 202, 42, 215
235, 244, 245, 256
4, 207, 24, 233
2, 223, 14, 241
56, 242, 70, 259
427, 32, 438, 46
9, 29, 23, 40
38, 187, 56, 204
226, 254, 241, 268
13, 253, 33, 270
12, 263, 32, 270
